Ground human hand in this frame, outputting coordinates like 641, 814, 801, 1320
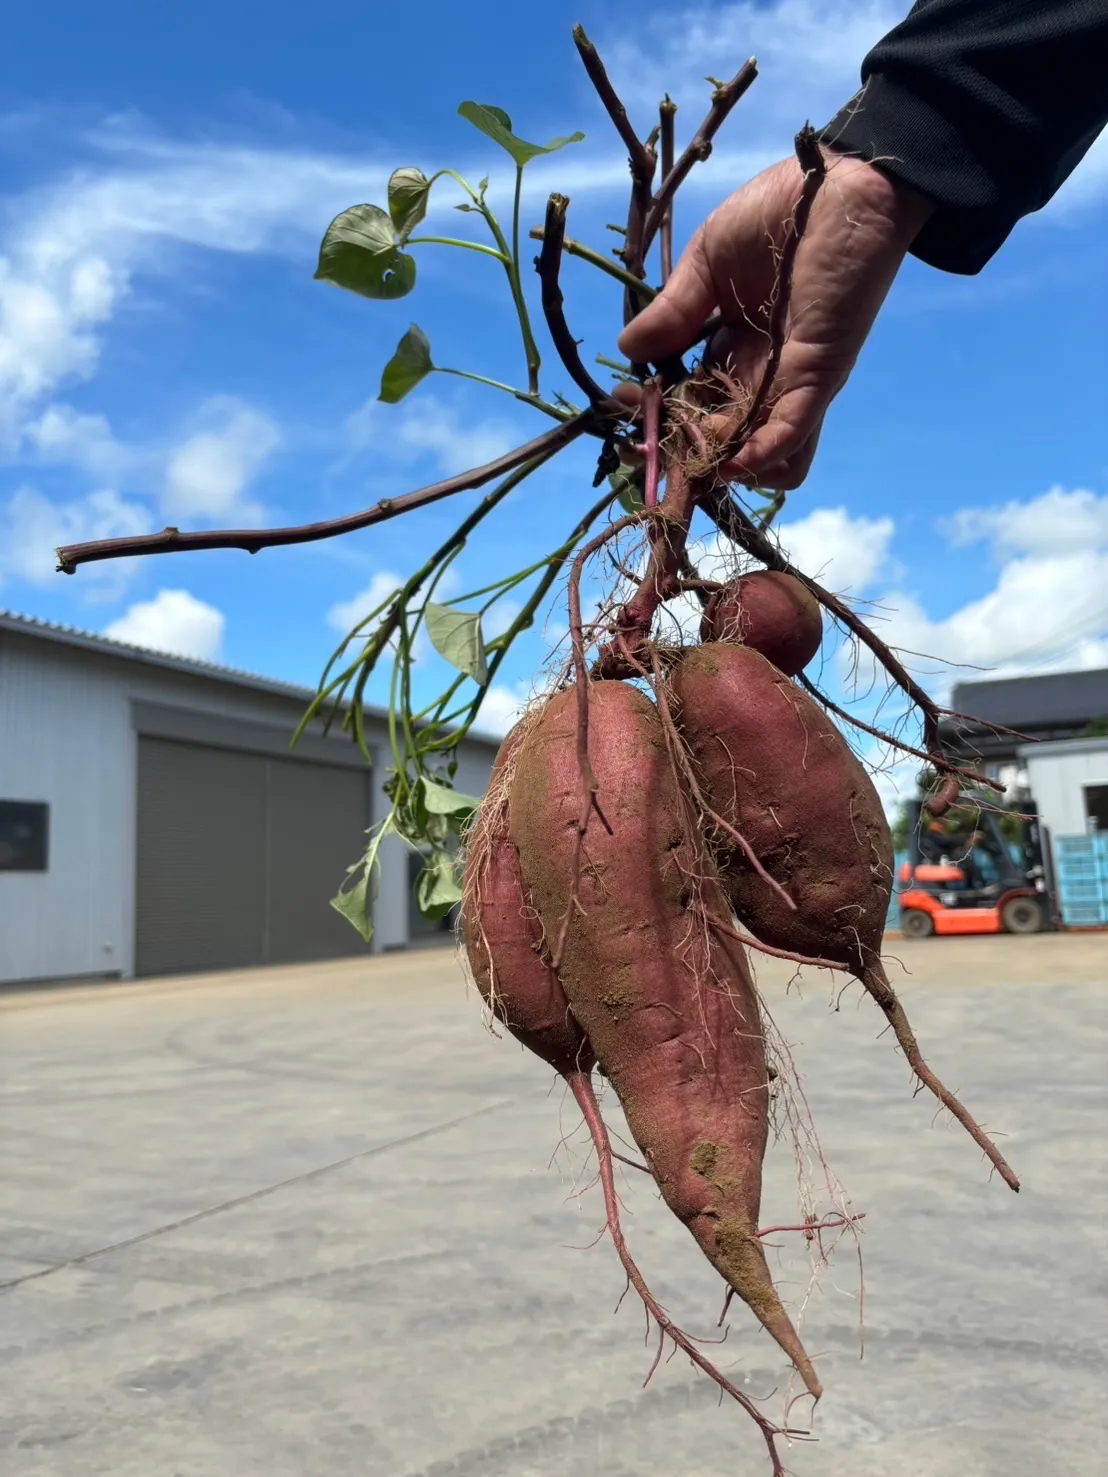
617, 146, 935, 489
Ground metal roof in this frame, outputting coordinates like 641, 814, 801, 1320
948, 668, 1108, 732
0, 608, 500, 748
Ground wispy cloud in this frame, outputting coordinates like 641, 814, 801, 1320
0, 483, 151, 587
162, 396, 279, 524
344, 392, 518, 478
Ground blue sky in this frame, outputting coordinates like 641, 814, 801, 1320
3, 0, 1107, 779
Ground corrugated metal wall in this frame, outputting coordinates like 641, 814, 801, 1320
0, 629, 499, 983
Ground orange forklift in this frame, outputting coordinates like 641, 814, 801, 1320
898, 796, 1055, 938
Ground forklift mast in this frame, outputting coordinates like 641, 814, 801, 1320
905, 794, 1047, 889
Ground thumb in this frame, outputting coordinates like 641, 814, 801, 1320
617, 230, 715, 364
735, 384, 826, 483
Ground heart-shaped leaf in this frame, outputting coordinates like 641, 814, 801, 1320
330, 822, 391, 943
420, 774, 480, 820
379, 324, 434, 403
315, 204, 416, 301
330, 870, 373, 941
424, 603, 488, 684
414, 849, 464, 921
457, 102, 585, 168
388, 167, 432, 243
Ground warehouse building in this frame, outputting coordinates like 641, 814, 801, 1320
0, 611, 499, 986
940, 668, 1108, 770
937, 667, 1108, 926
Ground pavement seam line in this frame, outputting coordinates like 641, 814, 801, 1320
0, 1097, 515, 1293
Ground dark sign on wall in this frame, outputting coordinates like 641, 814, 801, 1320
0, 801, 49, 872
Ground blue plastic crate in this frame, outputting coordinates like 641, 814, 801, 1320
1057, 853, 1101, 882
1061, 900, 1108, 928
1094, 832, 1108, 859
1058, 878, 1105, 906
1055, 834, 1096, 859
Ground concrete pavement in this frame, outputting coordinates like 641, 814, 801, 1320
2, 935, 1106, 1475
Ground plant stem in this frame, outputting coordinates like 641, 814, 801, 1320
57, 411, 600, 572
441, 166, 541, 397
424, 485, 619, 749
508, 166, 542, 394
659, 96, 677, 282
405, 236, 509, 262
433, 367, 568, 420
528, 226, 657, 302
537, 195, 624, 415
642, 60, 758, 255
344, 448, 560, 741
595, 355, 636, 382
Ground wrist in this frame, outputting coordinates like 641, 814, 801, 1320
820, 141, 937, 245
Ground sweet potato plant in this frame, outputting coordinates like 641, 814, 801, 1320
57, 26, 1020, 1471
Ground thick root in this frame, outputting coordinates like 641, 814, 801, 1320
565, 1070, 798, 1470
861, 966, 1020, 1193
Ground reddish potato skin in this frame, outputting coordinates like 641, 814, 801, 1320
462, 724, 594, 1079
670, 644, 892, 981
701, 571, 822, 676
509, 681, 821, 1398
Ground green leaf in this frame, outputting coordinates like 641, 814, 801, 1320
424, 603, 488, 684
388, 167, 432, 243
379, 324, 434, 403
610, 461, 645, 514
331, 870, 374, 942
414, 849, 464, 922
314, 204, 416, 301
330, 823, 390, 942
457, 102, 585, 168
420, 774, 480, 820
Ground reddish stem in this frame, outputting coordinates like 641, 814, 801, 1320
566, 1072, 798, 1472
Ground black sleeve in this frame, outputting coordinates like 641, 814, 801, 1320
820, 0, 1108, 274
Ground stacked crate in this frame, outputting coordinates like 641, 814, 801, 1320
1054, 834, 1108, 927
886, 850, 910, 932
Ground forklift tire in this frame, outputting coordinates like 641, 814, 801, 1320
1001, 896, 1044, 934
901, 909, 935, 939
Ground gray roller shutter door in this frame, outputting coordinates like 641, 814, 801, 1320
266, 758, 374, 964
135, 737, 371, 976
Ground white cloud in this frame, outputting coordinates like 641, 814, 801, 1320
345, 393, 517, 478
877, 550, 1108, 687
22, 401, 129, 479
326, 570, 403, 636
776, 505, 895, 592
162, 397, 278, 523
0, 253, 118, 426
834, 484, 1108, 699
0, 483, 151, 585
941, 486, 1108, 560
473, 682, 531, 738
103, 587, 224, 661
606, 1, 897, 121
483, 597, 522, 641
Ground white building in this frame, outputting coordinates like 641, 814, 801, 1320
1019, 737, 1108, 841
0, 611, 499, 986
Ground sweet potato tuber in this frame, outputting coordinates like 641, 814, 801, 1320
462, 722, 594, 1081
464, 718, 793, 1428
701, 570, 822, 676
669, 643, 1019, 1192
509, 679, 822, 1398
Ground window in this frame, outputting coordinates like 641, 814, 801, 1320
1085, 785, 1108, 833
0, 801, 49, 872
